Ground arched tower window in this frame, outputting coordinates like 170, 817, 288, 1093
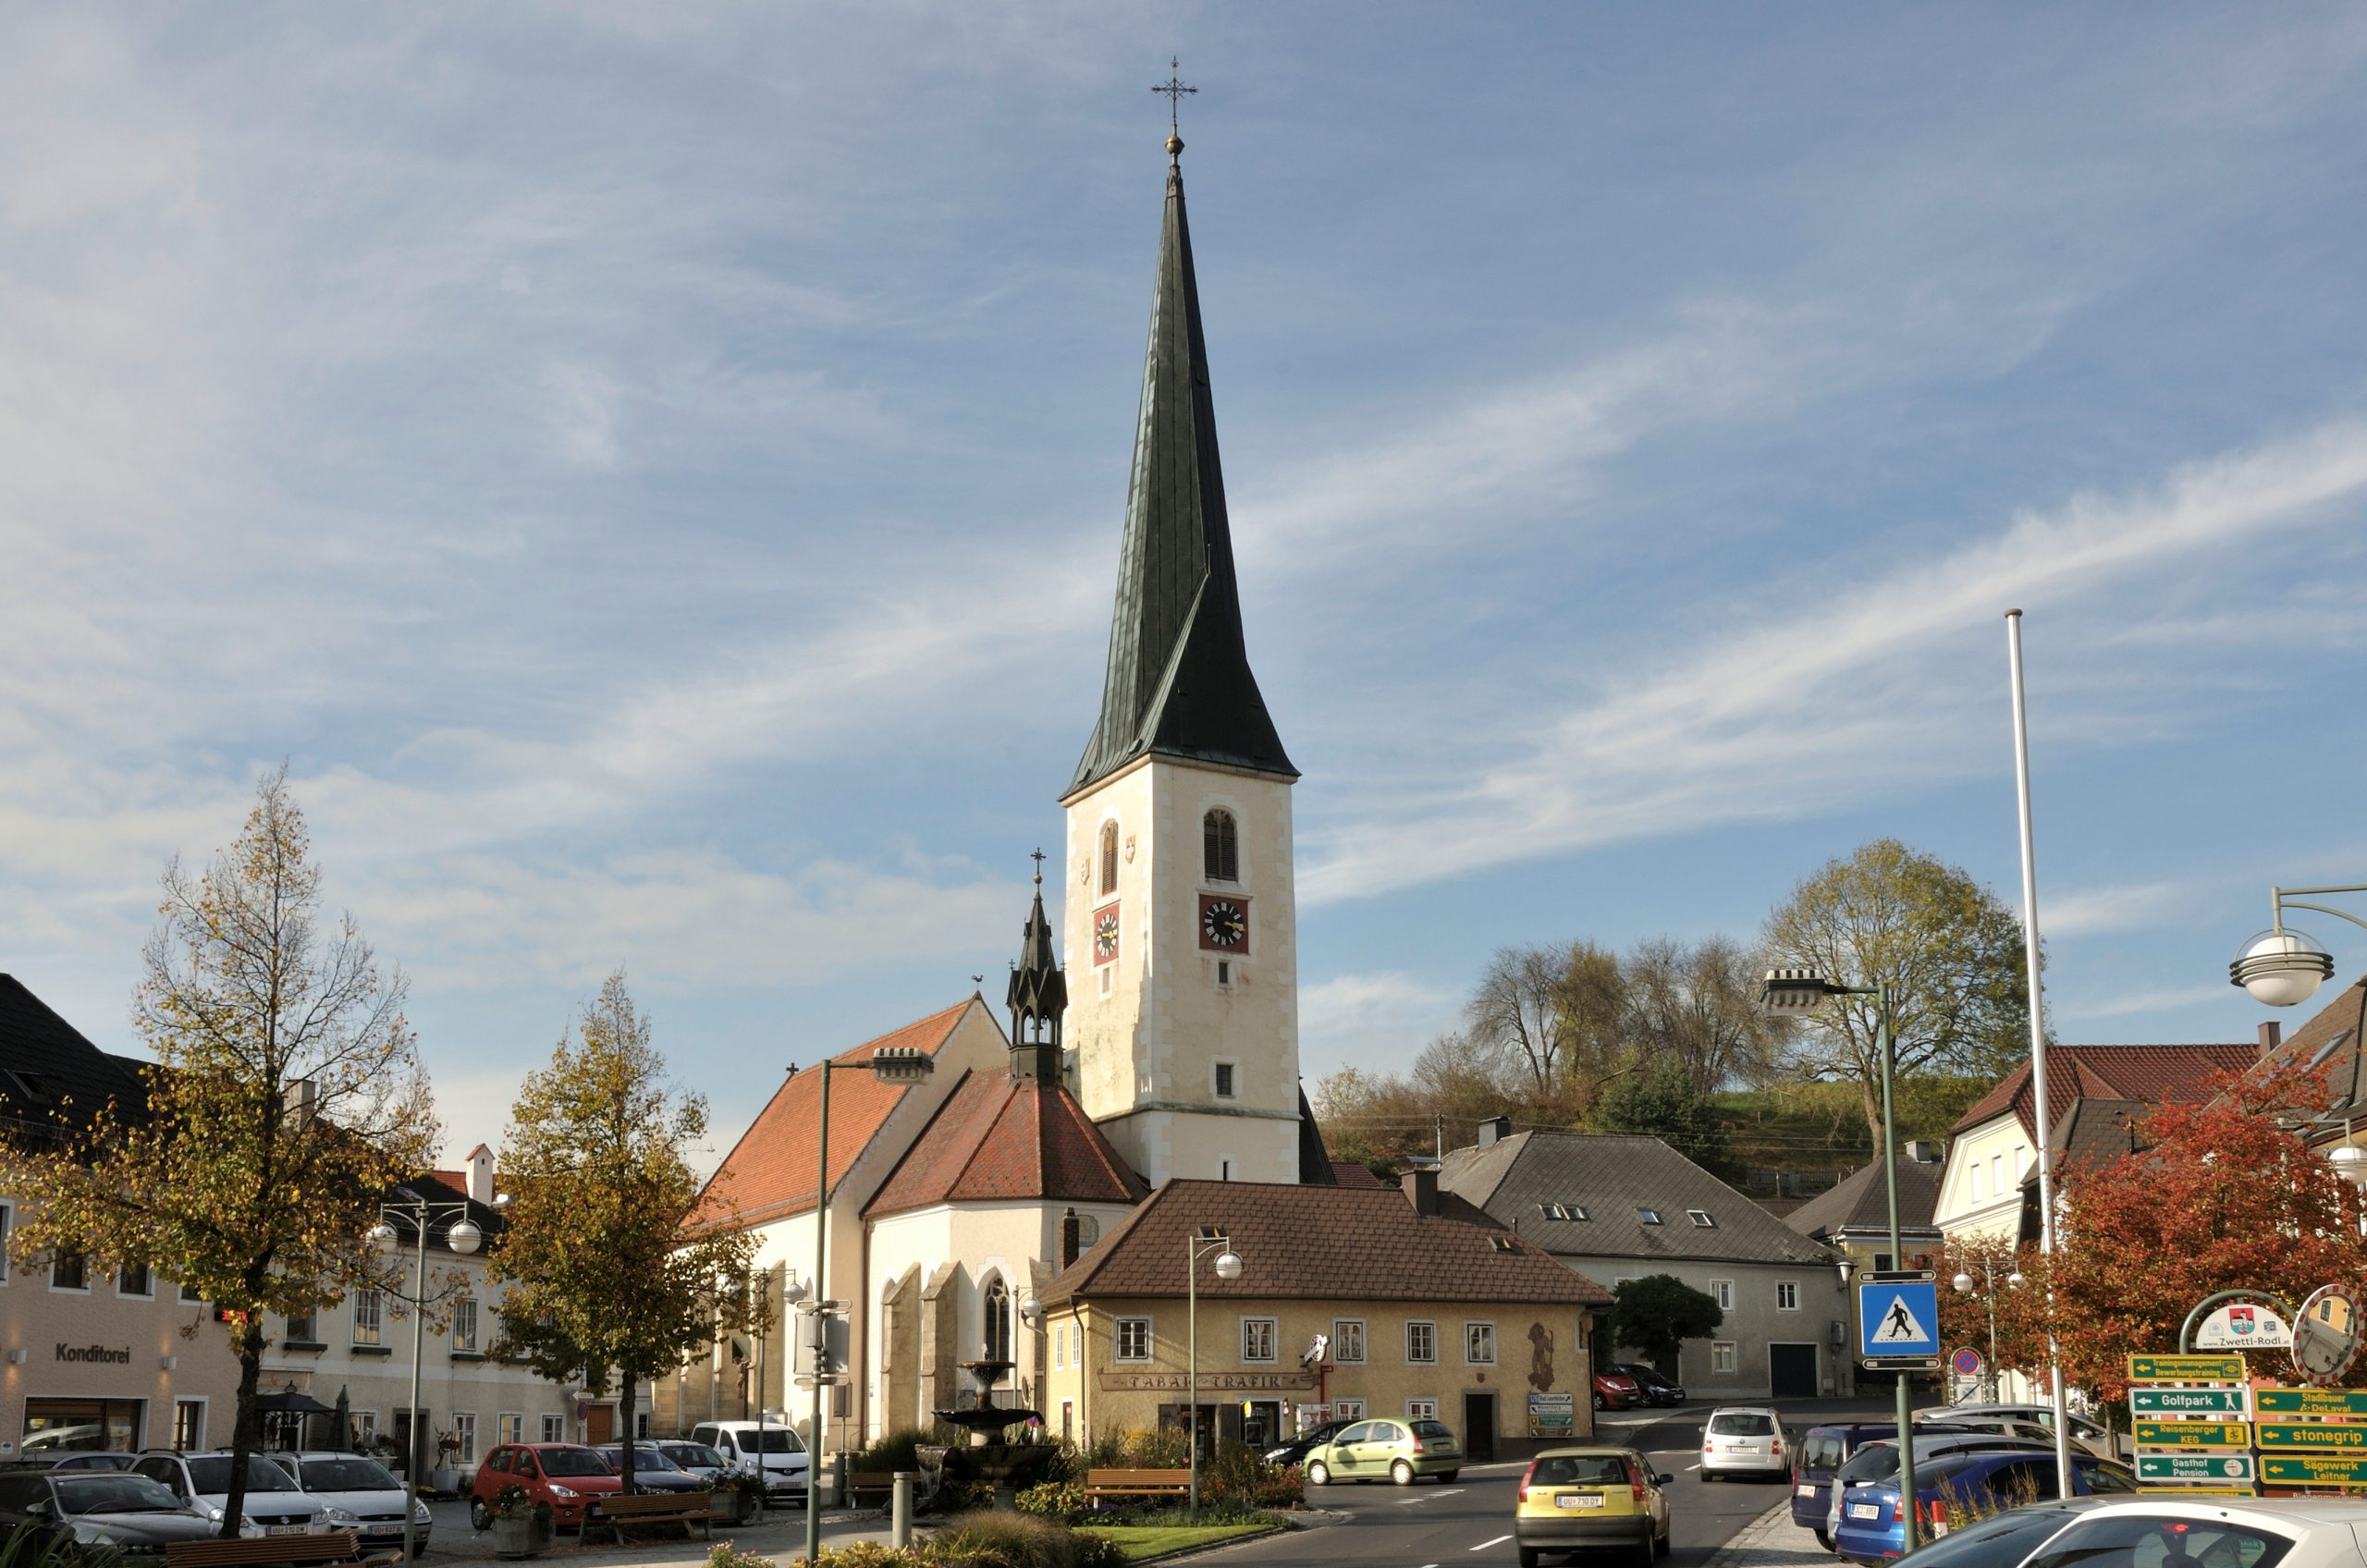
1098, 821, 1120, 896
983, 1276, 1013, 1367
1203, 809, 1239, 884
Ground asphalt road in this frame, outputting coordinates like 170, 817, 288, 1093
1201, 1401, 1885, 1568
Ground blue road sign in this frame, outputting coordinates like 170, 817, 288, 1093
1860, 1280, 1942, 1360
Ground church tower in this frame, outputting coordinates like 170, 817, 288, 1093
1061, 129, 1307, 1188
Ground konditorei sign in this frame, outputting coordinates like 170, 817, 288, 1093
54, 1344, 132, 1365
1096, 1370, 1318, 1392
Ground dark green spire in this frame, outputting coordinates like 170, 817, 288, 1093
1066, 158, 1295, 800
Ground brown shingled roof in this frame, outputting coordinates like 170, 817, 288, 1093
1950, 1044, 2258, 1137
1041, 1179, 1613, 1307
865, 1068, 1147, 1219
695, 999, 974, 1228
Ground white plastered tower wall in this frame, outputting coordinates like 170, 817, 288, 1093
1062, 753, 1299, 1188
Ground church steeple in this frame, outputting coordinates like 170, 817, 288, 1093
1065, 146, 1295, 800
1006, 851, 1066, 1084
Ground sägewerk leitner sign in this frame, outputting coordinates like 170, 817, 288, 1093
2134, 1420, 2251, 1449
2256, 1422, 2367, 1451
2131, 1389, 2249, 1416
2260, 1455, 2367, 1485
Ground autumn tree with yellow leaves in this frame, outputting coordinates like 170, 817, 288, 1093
488, 974, 761, 1496
1, 768, 437, 1536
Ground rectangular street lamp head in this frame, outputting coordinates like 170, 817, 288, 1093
1762, 967, 1837, 1013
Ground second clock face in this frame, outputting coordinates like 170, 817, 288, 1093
1198, 894, 1248, 951
1093, 904, 1120, 965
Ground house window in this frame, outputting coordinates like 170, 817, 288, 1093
1566, 1204, 1588, 1220
451, 1413, 477, 1464
1332, 1320, 1367, 1364
117, 1262, 153, 1297
1874, 1254, 1894, 1271
353, 1289, 384, 1345
1405, 1320, 1437, 1364
1213, 1061, 1237, 1099
181, 1281, 202, 1304
1637, 1208, 1662, 1225
1332, 1399, 1367, 1420
174, 1400, 206, 1451
1115, 1317, 1153, 1363
1407, 1399, 1439, 1420
541, 1414, 565, 1443
1711, 1341, 1737, 1374
1539, 1204, 1563, 1220
51, 1246, 87, 1292
1972, 1163, 1985, 1201
499, 1414, 524, 1447
1204, 810, 1239, 883
1686, 1210, 1716, 1228
452, 1297, 479, 1353
1466, 1323, 1497, 1365
1242, 1318, 1278, 1363
355, 1412, 378, 1445
1098, 822, 1119, 896
1710, 1280, 1734, 1312
984, 1278, 1012, 1366
285, 1311, 318, 1344
1777, 1281, 1799, 1311
2013, 1145, 2028, 1179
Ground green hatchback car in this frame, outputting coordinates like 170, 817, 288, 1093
1304, 1416, 1463, 1487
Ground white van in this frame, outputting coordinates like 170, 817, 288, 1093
687, 1421, 809, 1503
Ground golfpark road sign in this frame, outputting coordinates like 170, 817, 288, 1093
2131, 1389, 2248, 1416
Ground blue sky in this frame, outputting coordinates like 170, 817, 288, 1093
7, 5, 2367, 1169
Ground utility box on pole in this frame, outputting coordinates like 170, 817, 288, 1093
794, 1300, 850, 1385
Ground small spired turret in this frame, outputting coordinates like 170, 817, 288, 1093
1006, 851, 1067, 1085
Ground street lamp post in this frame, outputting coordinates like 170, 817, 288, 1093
802, 1045, 936, 1568
366, 1189, 499, 1567
1950, 1260, 2023, 1403
1763, 969, 1919, 1551
1185, 1229, 1243, 1514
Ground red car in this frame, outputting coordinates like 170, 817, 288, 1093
469, 1443, 624, 1531
1592, 1370, 1644, 1411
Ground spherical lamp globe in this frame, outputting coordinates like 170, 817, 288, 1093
2231, 928, 2335, 1008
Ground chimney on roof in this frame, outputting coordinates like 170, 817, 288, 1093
1060, 1207, 1082, 1269
2260, 1022, 2283, 1056
1904, 1140, 1941, 1165
1477, 1114, 1513, 1149
466, 1143, 496, 1207
1399, 1162, 1441, 1218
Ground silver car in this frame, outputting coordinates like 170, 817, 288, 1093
277, 1452, 430, 1554
1700, 1407, 1791, 1480
2020, 1497, 2367, 1568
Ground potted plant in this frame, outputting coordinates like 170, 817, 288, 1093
489, 1484, 556, 1560
430, 1430, 463, 1495
708, 1470, 765, 1525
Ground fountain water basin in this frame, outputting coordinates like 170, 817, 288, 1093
933, 1357, 1061, 1507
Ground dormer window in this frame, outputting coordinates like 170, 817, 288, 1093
1098, 821, 1119, 896
1203, 810, 1239, 883
1637, 1207, 1662, 1225
1687, 1209, 1716, 1228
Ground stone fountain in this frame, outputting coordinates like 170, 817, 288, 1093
933, 1356, 1061, 1508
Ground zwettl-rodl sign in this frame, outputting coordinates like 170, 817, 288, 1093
2255, 1388, 2367, 1416
2134, 1420, 2251, 1450
2137, 1453, 2257, 1483
2194, 1302, 2296, 1351
2128, 1354, 2246, 1382
2255, 1422, 2367, 1452
2260, 1455, 2367, 1486
2131, 1389, 2250, 1416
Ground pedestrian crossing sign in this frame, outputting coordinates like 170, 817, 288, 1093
1859, 1280, 1941, 1359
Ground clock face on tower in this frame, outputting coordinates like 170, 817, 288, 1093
1198, 893, 1249, 951
1093, 903, 1121, 965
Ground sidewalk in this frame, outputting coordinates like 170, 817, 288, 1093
1700, 1501, 1831, 1568
429, 1505, 901, 1567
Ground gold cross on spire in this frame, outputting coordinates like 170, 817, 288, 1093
1029, 846, 1047, 887
1152, 56, 1196, 162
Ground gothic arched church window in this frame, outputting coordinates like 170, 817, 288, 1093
1098, 821, 1120, 896
1203, 809, 1239, 884
984, 1275, 1013, 1366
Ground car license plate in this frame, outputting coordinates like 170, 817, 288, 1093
266, 1525, 308, 1537
1797, 1484, 1816, 1496
1849, 1504, 1881, 1520
1557, 1494, 1603, 1509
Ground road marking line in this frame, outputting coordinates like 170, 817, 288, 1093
1686, 1463, 1700, 1471
1471, 1536, 1513, 1551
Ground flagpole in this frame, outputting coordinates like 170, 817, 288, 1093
2006, 609, 2073, 1498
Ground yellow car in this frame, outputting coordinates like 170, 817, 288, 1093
1515, 1446, 1673, 1568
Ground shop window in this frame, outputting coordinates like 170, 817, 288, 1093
173, 1400, 205, 1451
25, 1398, 141, 1452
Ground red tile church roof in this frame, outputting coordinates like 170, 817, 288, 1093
864, 1067, 1147, 1219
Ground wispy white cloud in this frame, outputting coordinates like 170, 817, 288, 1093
2043, 881, 2194, 938
2058, 984, 2239, 1023
1298, 971, 1460, 1077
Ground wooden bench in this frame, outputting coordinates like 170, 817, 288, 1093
847, 1471, 896, 1504
590, 1491, 715, 1544
166, 1529, 363, 1568
1082, 1468, 1192, 1507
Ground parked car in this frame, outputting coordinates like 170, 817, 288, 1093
1302, 1417, 1462, 1488
1261, 1418, 1355, 1467
2019, 1497, 2367, 1568
1881, 1499, 2109, 1568
276, 1451, 431, 1555
656, 1441, 731, 1484
129, 1452, 325, 1537
469, 1443, 624, 1532
1823, 1435, 2055, 1544
0, 1467, 221, 1552
1915, 1405, 2117, 1459
1701, 1407, 1791, 1481
1604, 1364, 1686, 1406
1513, 1446, 1673, 1567
687, 1421, 810, 1504
1834, 1450, 2137, 1564
1594, 1372, 1646, 1412
594, 1444, 708, 1494
1796, 1424, 1919, 1547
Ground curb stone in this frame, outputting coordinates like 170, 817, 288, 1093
1701, 1500, 1833, 1568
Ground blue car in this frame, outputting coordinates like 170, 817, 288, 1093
1793, 1424, 1910, 1546
1834, 1450, 2138, 1564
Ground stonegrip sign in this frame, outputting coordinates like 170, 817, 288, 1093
55, 1344, 132, 1365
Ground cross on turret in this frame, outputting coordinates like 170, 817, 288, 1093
1152, 57, 1195, 162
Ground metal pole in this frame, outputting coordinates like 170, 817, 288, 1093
890, 1472, 913, 1548
1879, 986, 1917, 1553
754, 1270, 767, 1521
2006, 609, 2075, 1498
807, 1060, 831, 1568
1187, 1236, 1200, 1513
403, 1200, 425, 1567
1984, 1265, 1999, 1404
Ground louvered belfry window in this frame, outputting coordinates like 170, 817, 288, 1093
1203, 810, 1238, 883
